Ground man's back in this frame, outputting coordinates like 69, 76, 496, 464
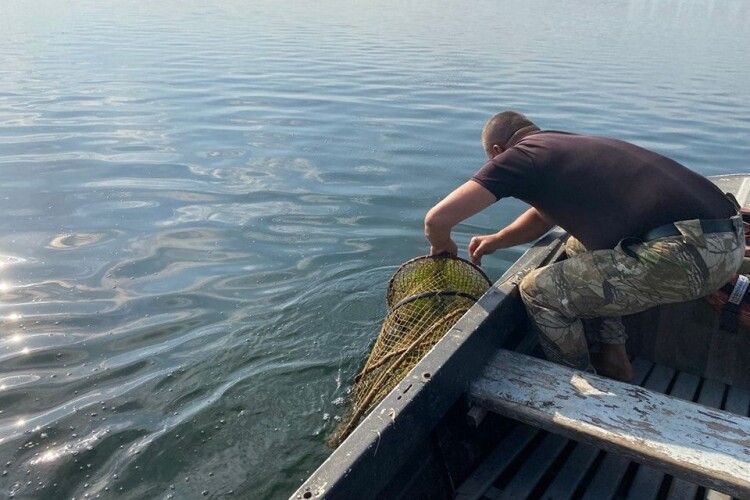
427, 112, 743, 380
472, 131, 736, 249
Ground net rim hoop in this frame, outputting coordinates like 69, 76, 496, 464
386, 254, 492, 305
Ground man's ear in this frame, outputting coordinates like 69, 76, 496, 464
492, 144, 504, 156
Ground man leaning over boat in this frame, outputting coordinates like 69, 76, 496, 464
424, 111, 743, 381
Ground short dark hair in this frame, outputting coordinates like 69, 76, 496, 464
482, 111, 539, 149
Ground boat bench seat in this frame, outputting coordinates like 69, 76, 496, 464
468, 350, 750, 498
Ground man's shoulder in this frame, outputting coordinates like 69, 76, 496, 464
513, 130, 574, 149
516, 130, 641, 152
518, 130, 594, 143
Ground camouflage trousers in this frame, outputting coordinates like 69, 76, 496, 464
519, 215, 744, 371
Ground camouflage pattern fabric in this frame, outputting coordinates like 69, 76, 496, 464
519, 215, 744, 371
564, 237, 628, 350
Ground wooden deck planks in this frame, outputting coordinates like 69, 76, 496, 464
454, 424, 539, 500
470, 350, 750, 498
666, 379, 728, 500
702, 385, 750, 500
539, 358, 654, 499
625, 371, 702, 500
581, 364, 675, 500
464, 357, 750, 500
725, 386, 750, 417
539, 443, 601, 500
495, 433, 569, 499
461, 360, 653, 500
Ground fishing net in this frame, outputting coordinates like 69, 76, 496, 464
330, 255, 491, 447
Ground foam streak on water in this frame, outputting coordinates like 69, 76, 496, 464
0, 1, 748, 498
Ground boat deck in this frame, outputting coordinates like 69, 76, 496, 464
456, 357, 750, 500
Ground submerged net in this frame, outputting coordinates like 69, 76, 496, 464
330, 255, 491, 447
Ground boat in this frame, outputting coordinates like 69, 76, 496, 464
290, 174, 750, 500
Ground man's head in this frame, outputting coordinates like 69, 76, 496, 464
481, 111, 539, 159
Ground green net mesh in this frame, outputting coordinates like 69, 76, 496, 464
330, 255, 491, 447
387, 256, 493, 307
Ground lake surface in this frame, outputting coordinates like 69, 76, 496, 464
0, 0, 748, 498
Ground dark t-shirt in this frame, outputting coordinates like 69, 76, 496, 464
471, 131, 736, 250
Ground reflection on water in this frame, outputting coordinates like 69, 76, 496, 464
0, 0, 748, 498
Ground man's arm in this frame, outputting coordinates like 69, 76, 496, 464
424, 180, 497, 256
468, 207, 554, 264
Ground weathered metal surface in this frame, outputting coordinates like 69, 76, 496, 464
470, 350, 750, 498
289, 230, 567, 500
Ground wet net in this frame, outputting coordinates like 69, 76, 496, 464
330, 255, 491, 447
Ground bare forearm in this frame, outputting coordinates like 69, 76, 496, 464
424, 181, 497, 253
468, 207, 555, 265
424, 219, 452, 247
495, 207, 554, 247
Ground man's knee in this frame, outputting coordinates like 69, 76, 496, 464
565, 236, 587, 257
519, 266, 569, 318
519, 263, 582, 319
519, 269, 541, 306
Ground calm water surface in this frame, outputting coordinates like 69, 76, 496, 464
0, 1, 749, 498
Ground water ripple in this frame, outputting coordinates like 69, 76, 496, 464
0, 0, 748, 498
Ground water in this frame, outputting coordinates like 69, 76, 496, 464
0, 0, 748, 497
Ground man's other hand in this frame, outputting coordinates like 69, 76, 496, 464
429, 238, 458, 257
468, 234, 500, 265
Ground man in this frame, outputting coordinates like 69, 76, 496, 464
424, 111, 743, 381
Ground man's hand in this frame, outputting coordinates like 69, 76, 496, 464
424, 181, 497, 258
468, 234, 501, 265
429, 238, 458, 257
467, 208, 555, 264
